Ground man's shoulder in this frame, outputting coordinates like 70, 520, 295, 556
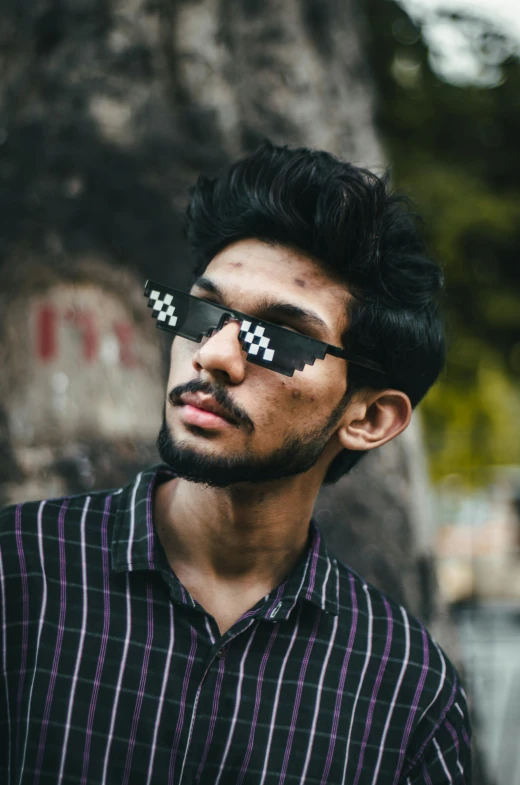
0, 485, 123, 540
335, 557, 444, 643
333, 556, 462, 707
332, 557, 471, 771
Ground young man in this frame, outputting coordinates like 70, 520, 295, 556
0, 142, 470, 784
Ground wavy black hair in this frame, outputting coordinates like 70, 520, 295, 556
184, 141, 446, 484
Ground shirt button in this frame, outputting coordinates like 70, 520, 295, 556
270, 601, 282, 619
216, 647, 227, 659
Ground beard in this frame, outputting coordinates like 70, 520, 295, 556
156, 390, 350, 488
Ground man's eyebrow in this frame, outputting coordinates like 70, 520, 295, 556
192, 277, 224, 299
192, 276, 332, 339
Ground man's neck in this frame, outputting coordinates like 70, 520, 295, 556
153, 472, 322, 592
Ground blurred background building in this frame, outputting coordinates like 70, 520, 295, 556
1, 0, 520, 782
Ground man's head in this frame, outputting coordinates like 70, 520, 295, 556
157, 141, 445, 488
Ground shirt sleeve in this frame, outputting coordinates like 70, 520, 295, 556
400, 683, 472, 785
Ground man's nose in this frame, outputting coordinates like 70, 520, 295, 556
192, 317, 246, 383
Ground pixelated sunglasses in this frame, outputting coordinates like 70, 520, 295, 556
144, 280, 386, 378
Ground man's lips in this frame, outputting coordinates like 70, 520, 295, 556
178, 393, 238, 427
179, 404, 234, 429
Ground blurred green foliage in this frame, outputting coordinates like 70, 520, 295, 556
366, 0, 520, 482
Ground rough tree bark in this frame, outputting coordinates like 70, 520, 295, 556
0, 0, 443, 633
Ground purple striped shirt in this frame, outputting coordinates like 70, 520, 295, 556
0, 465, 471, 784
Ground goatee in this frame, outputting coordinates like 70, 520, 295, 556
157, 392, 349, 488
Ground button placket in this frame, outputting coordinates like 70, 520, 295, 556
177, 617, 257, 784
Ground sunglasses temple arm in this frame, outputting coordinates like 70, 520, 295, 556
327, 345, 386, 376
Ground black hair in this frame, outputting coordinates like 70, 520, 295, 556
185, 141, 446, 484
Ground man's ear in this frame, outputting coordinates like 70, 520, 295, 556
337, 390, 412, 452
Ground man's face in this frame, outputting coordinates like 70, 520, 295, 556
157, 238, 357, 487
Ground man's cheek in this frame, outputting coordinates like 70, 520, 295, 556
256, 392, 286, 431
171, 338, 195, 365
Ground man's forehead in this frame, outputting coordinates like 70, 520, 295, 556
196, 245, 350, 339
194, 249, 348, 344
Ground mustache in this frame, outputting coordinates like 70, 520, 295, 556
168, 379, 254, 432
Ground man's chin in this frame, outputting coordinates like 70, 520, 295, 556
157, 423, 251, 487
156, 435, 322, 488
156, 408, 336, 488
157, 442, 270, 487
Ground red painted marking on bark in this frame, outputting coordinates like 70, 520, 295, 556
113, 321, 135, 366
37, 305, 58, 362
74, 310, 98, 363
34, 304, 138, 369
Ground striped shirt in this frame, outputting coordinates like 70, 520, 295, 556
0, 465, 471, 784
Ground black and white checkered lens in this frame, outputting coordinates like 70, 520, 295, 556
149, 290, 178, 327
238, 321, 275, 363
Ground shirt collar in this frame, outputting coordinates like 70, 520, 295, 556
111, 464, 175, 574
255, 518, 339, 621
111, 465, 339, 618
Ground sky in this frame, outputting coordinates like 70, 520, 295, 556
397, 0, 520, 84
